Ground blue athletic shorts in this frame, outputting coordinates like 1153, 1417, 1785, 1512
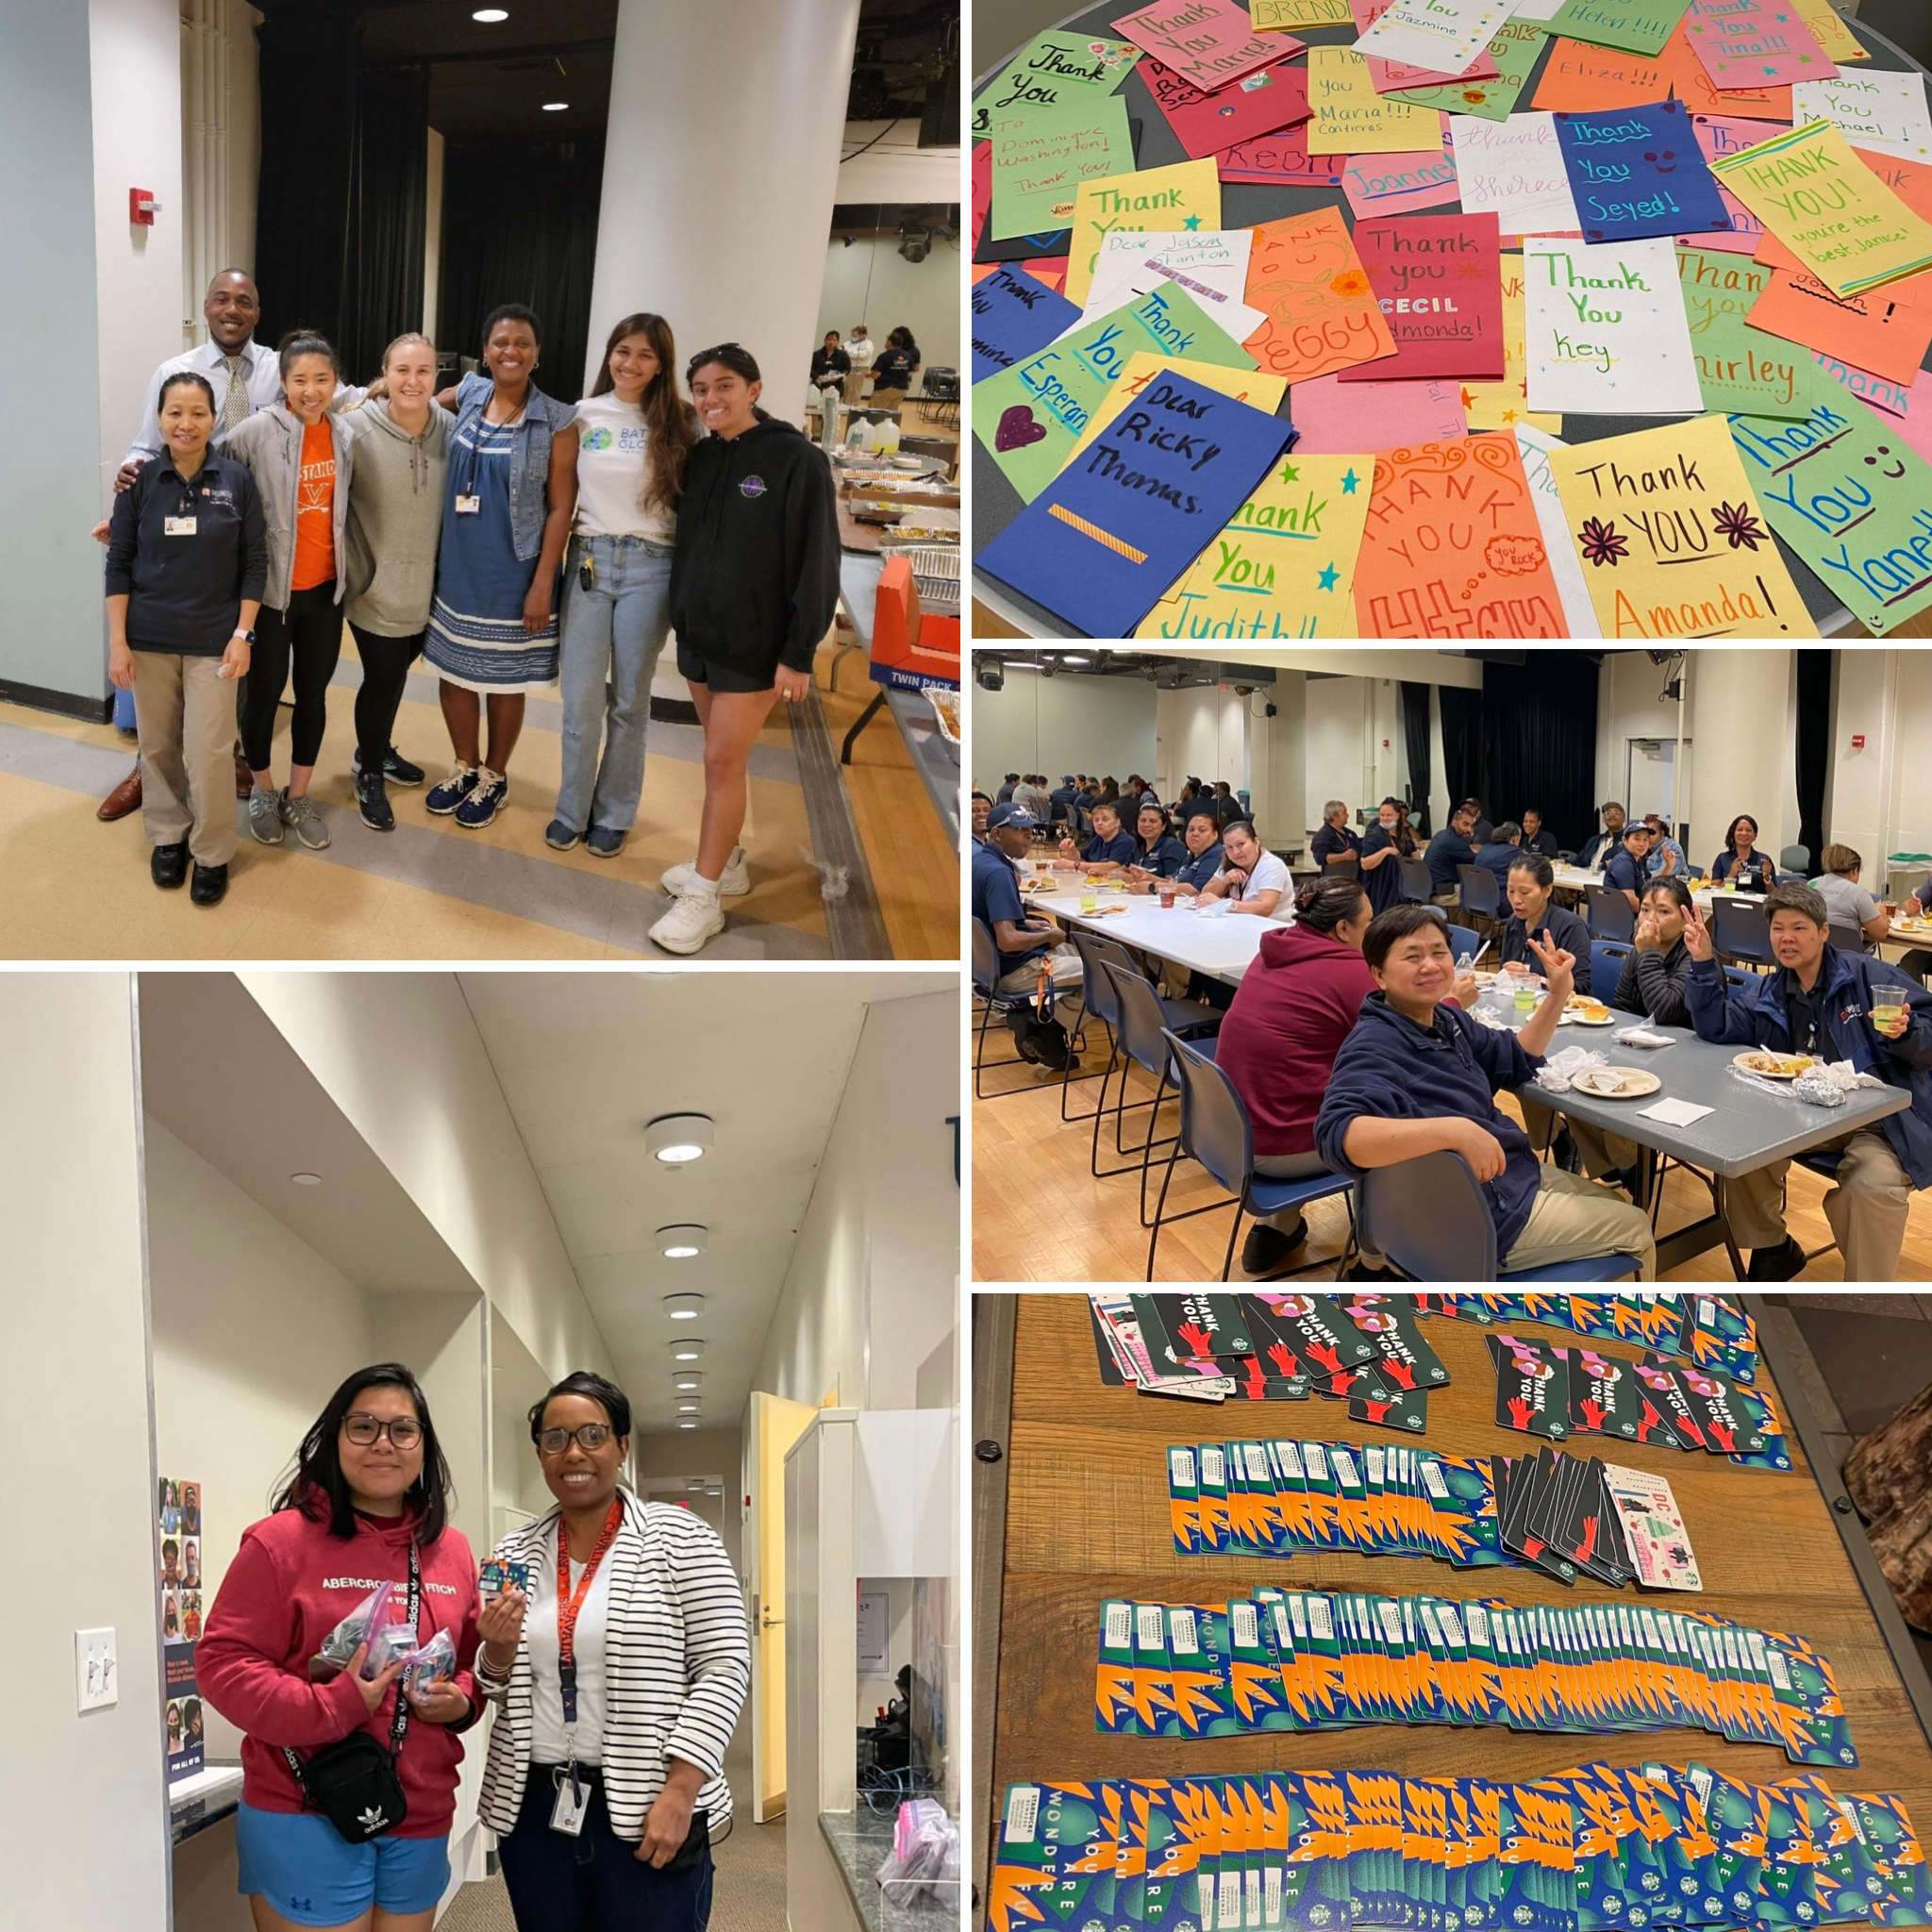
236, 1801, 450, 1924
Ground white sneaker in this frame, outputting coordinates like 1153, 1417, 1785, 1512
649, 888, 727, 955
660, 846, 749, 898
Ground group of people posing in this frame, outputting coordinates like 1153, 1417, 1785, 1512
100, 269, 840, 953
195, 1360, 745, 1932
807, 321, 921, 408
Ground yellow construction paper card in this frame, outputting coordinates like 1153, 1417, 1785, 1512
1708, 119, 1932, 299
1463, 253, 1564, 436
1063, 158, 1223, 308
1136, 451, 1374, 638
1547, 414, 1819, 638
1254, 0, 1356, 24
1064, 353, 1289, 467
1790, 0, 1865, 63
1307, 46, 1445, 156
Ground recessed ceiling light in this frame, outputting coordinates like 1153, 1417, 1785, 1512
688, 1478, 706, 1489
541, 100, 568, 110
646, 1114, 712, 1163
677, 1402, 700, 1414
663, 1291, 705, 1322
670, 1339, 706, 1364
658, 1224, 708, 1259
674, 1373, 701, 1391
472, 7, 508, 19
678, 1420, 698, 1429
291, 1173, 323, 1186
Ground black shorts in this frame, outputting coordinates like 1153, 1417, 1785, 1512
676, 641, 778, 695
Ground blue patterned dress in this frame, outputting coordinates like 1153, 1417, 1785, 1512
425, 413, 559, 691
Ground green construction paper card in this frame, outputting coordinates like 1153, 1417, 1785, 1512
1728, 395, 1932, 637
987, 94, 1136, 242
1385, 18, 1547, 124
972, 32, 1142, 138
972, 283, 1258, 502
1542, 0, 1691, 56
1675, 247, 1838, 420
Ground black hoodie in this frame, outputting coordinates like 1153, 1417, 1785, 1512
670, 417, 841, 677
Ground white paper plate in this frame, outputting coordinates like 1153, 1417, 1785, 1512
1571, 1066, 1662, 1098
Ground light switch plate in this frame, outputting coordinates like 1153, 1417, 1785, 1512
75, 1627, 118, 1712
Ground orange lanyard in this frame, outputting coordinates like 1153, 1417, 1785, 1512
555, 1499, 623, 1724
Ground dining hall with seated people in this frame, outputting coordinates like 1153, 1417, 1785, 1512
969, 644, 1932, 1285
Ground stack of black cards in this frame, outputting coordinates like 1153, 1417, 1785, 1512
1488, 1333, 1790, 1473
1090, 1291, 1447, 1432
1492, 1446, 1636, 1589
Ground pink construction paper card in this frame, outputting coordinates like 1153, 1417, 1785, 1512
1219, 125, 1349, 186
1291, 372, 1469, 451
1342, 146, 1462, 217
1680, 0, 1835, 89
1111, 0, 1284, 92
1140, 54, 1311, 158
972, 140, 992, 252
1351, 0, 1500, 92
1691, 112, 1774, 253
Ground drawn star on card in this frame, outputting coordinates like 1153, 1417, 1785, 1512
1318, 562, 1341, 590
1183, 214, 1203, 229
1342, 467, 1360, 493
1282, 463, 1300, 482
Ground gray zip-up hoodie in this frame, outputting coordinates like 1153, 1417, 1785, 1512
339, 399, 454, 636
216, 404, 355, 612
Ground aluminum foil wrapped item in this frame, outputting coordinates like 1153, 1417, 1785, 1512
1533, 1045, 1606, 1094
1790, 1069, 1848, 1108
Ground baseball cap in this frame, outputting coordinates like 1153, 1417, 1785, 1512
989, 803, 1038, 829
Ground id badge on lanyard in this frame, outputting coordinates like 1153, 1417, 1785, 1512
548, 1499, 623, 1836
550, 1761, 589, 1836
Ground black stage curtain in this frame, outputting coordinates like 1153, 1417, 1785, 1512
1438, 685, 1484, 827
340, 63, 429, 380
254, 11, 359, 354
1479, 655, 1600, 853
439, 136, 605, 405
1400, 682, 1432, 835
1794, 648, 1832, 870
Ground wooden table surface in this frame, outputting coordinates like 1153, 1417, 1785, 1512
983, 1291, 1932, 1889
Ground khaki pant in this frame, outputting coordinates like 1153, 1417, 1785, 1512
1523, 1097, 1639, 1180
132, 650, 238, 868
1722, 1126, 1912, 1280
997, 943, 1082, 994
1503, 1165, 1657, 1280
1254, 1148, 1384, 1265
841, 369, 869, 406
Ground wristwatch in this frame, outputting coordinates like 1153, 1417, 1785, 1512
231, 628, 257, 643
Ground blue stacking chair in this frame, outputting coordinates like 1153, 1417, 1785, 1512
1586, 886, 1635, 943
1397, 857, 1432, 905
1085, 950, 1221, 1183
1445, 923, 1480, 962
1457, 864, 1501, 939
971, 920, 1041, 1100
1357, 1149, 1640, 1281
1146, 1030, 1355, 1282
1105, 961, 1224, 1224
1591, 941, 1633, 1006
1712, 896, 1775, 971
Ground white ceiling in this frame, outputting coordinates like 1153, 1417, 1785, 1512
456, 972, 954, 1436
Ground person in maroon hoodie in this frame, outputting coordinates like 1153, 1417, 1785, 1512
1217, 876, 1481, 1279
199, 1362, 482, 1932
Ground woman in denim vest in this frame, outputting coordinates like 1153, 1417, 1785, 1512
543, 312, 697, 859
423, 304, 577, 830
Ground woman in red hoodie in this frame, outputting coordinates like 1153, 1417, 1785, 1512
199, 1362, 482, 1932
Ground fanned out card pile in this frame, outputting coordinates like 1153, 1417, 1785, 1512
1091, 1291, 1448, 1431
1487, 1332, 1791, 1471
1094, 1589, 1857, 1764
988, 1766, 1932, 1932
1165, 1437, 1699, 1591
1413, 1290, 1759, 1383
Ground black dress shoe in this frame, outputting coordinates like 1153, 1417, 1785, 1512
151, 841, 189, 889
1744, 1234, 1805, 1282
1241, 1217, 1307, 1277
190, 861, 229, 907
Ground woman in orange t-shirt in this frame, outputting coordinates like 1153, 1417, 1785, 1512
219, 330, 356, 853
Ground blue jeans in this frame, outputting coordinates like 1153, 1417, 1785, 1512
554, 533, 674, 833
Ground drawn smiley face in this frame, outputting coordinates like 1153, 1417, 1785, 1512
1643, 148, 1679, 173
1863, 444, 1908, 480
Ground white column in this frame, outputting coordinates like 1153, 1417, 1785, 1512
585, 0, 862, 403
1681, 647, 1796, 868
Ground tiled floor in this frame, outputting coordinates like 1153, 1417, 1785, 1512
0, 636, 946, 960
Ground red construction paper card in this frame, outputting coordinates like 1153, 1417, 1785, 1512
1219, 125, 1349, 186
1746, 268, 1932, 383
1350, 0, 1498, 93
1141, 53, 1311, 158
1241, 206, 1401, 380
1024, 256, 1070, 291
1339, 211, 1507, 380
1354, 435, 1572, 636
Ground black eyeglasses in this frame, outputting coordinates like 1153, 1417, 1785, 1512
343, 1413, 422, 1449
537, 1423, 614, 1456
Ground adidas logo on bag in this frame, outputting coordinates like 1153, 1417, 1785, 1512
358, 1806, 389, 1833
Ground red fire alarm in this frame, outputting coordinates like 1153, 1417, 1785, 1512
130, 188, 158, 226
1852, 734, 1866, 750
1382, 739, 1391, 749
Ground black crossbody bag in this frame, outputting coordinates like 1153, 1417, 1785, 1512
283, 1541, 418, 1843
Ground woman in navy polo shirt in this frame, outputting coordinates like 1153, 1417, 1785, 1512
1124, 800, 1187, 885
1357, 797, 1416, 917
1602, 821, 1652, 910
105, 371, 266, 908
1310, 800, 1359, 872
1168, 814, 1225, 894
1058, 800, 1137, 873
1711, 814, 1775, 892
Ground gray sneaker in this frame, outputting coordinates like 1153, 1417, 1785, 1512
247, 786, 285, 845
279, 791, 331, 851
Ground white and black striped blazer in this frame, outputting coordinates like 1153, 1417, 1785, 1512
476, 1491, 750, 1840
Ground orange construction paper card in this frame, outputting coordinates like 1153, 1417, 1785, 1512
1532, 29, 1790, 120
1753, 146, 1932, 278
1745, 268, 1932, 383
1241, 207, 1401, 381
1353, 434, 1572, 637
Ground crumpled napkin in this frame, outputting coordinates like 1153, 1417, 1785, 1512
1533, 1045, 1607, 1093
1615, 1026, 1674, 1049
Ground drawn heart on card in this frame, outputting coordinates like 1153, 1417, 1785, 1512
994, 405, 1049, 453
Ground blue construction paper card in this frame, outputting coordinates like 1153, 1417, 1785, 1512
1552, 98, 1733, 245
977, 372, 1293, 638
970, 265, 1082, 386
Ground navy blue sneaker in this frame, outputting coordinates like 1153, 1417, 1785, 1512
545, 817, 581, 851
426, 762, 478, 815
354, 743, 425, 788
453, 767, 506, 829
586, 825, 626, 858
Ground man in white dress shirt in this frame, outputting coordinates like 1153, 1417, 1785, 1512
841, 322, 874, 408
